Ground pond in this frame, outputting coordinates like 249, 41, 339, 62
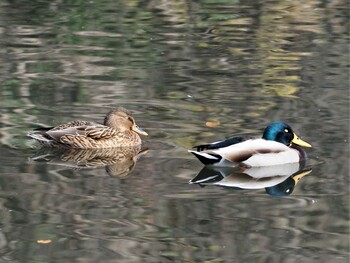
0, 0, 349, 262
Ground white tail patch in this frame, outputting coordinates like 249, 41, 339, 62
188, 150, 219, 160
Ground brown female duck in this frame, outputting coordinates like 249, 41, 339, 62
27, 107, 148, 148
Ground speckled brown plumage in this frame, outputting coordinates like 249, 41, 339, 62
27, 107, 148, 148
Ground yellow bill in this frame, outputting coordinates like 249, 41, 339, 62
292, 133, 312, 147
292, 169, 313, 185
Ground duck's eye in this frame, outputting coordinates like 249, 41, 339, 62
284, 129, 289, 133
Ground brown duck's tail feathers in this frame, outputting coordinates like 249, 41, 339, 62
188, 150, 222, 165
27, 131, 52, 142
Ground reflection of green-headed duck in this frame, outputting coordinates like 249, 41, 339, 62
28, 107, 148, 148
265, 169, 312, 196
190, 122, 311, 167
190, 164, 312, 196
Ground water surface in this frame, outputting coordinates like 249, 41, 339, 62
0, 0, 349, 262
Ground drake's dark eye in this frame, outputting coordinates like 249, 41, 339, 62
284, 129, 289, 133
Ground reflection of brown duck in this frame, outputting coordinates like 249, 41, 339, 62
190, 163, 312, 196
31, 146, 148, 177
27, 107, 148, 148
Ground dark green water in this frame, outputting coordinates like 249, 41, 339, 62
0, 0, 349, 262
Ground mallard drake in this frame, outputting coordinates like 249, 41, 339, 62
27, 107, 148, 148
189, 122, 311, 167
